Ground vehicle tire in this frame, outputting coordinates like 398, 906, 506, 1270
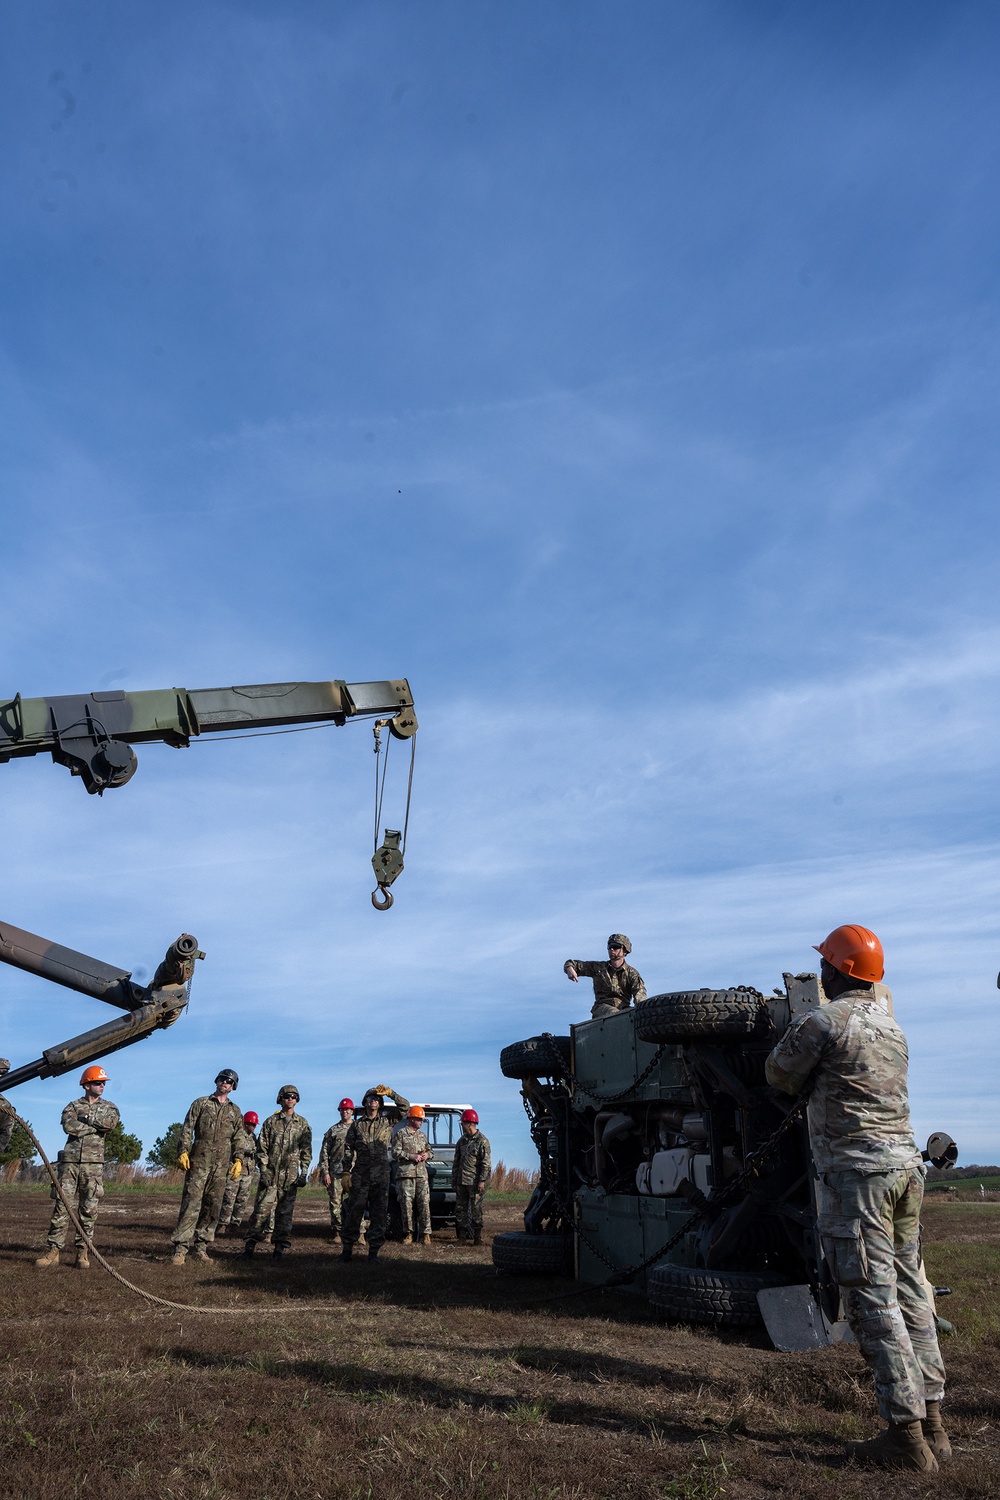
499, 1034, 571, 1080
647, 1265, 789, 1327
491, 1230, 573, 1275
635, 991, 767, 1044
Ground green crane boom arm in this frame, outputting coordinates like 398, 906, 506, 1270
0, 678, 416, 795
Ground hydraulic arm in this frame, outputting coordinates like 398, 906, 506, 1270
0, 921, 203, 1092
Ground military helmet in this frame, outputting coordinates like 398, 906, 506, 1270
80, 1065, 108, 1085
277, 1084, 300, 1103
243, 1110, 259, 1127
215, 1068, 239, 1088
362, 1087, 381, 1105
607, 934, 631, 955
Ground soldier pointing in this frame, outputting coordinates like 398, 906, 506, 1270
564, 934, 647, 1019
766, 925, 948, 1473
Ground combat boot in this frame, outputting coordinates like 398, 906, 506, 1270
190, 1245, 210, 1262
272, 1246, 285, 1260
846, 1421, 938, 1472
421, 1235, 432, 1247
170, 1247, 188, 1266
35, 1245, 61, 1268
339, 1244, 353, 1262
74, 1246, 90, 1270
368, 1244, 381, 1261
472, 1228, 483, 1246
402, 1233, 413, 1245
241, 1241, 256, 1258
922, 1402, 952, 1463
455, 1224, 468, 1241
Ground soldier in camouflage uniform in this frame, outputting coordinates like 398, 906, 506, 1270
217, 1110, 260, 1236
36, 1065, 120, 1270
0, 1061, 14, 1159
766, 925, 947, 1474
318, 1097, 355, 1241
243, 1085, 312, 1259
452, 1108, 491, 1245
170, 1068, 245, 1265
392, 1104, 433, 1245
340, 1084, 410, 1262
564, 934, 647, 1019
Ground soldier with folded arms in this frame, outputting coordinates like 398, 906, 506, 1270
318, 1098, 355, 1243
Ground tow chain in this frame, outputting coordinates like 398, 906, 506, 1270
515, 1031, 810, 1303
5, 1111, 342, 1317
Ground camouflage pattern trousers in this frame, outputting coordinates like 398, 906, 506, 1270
343, 1169, 390, 1250
173, 1153, 232, 1249
818, 1166, 946, 1424
47, 1162, 104, 1248
245, 1177, 300, 1252
217, 1166, 259, 1231
396, 1175, 430, 1237
454, 1184, 485, 1236
326, 1174, 346, 1234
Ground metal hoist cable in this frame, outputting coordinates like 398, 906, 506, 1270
370, 720, 416, 910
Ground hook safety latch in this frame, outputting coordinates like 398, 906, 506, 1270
371, 829, 404, 912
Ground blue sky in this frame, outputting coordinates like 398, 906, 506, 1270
2, 1, 999, 1168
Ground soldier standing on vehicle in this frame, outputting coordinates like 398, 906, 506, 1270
170, 1068, 244, 1266
392, 1104, 433, 1246
318, 1098, 355, 1242
217, 1110, 260, 1237
564, 935, 647, 1019
242, 1085, 312, 1260
36, 1065, 120, 1270
340, 1084, 410, 1263
452, 1108, 491, 1246
766, 925, 948, 1474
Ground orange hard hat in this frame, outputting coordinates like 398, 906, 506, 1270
814, 925, 885, 984
407, 1105, 425, 1120
80, 1065, 109, 1085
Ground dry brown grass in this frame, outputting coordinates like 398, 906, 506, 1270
0, 1187, 996, 1499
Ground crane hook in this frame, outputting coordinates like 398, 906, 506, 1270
371, 887, 394, 911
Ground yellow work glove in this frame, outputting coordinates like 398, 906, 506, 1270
375, 1084, 390, 1095
341, 1172, 352, 1192
228, 1160, 242, 1181
178, 1151, 191, 1172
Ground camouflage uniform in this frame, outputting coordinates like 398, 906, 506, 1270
564, 959, 646, 1019
172, 1094, 245, 1251
317, 1120, 353, 1235
341, 1089, 410, 1251
217, 1128, 258, 1233
766, 992, 945, 1424
0, 1062, 13, 1158
245, 1111, 312, 1252
392, 1125, 431, 1238
45, 1095, 120, 1249
452, 1130, 492, 1237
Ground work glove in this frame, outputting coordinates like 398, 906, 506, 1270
228, 1160, 242, 1181
375, 1084, 390, 1095
341, 1172, 352, 1193
295, 1172, 308, 1189
178, 1151, 191, 1172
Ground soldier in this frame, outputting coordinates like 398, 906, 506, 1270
392, 1104, 433, 1246
452, 1108, 491, 1245
170, 1068, 244, 1266
340, 1084, 410, 1262
564, 934, 647, 1019
242, 1085, 312, 1260
36, 1065, 120, 1270
217, 1110, 260, 1237
0, 1061, 14, 1159
766, 925, 948, 1473
318, 1097, 355, 1242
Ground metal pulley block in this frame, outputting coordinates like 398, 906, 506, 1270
371, 829, 404, 910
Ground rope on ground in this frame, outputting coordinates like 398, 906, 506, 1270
12, 1112, 338, 1317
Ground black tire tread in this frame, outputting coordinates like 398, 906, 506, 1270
491, 1230, 573, 1275
647, 1264, 788, 1327
635, 990, 764, 1044
500, 1034, 571, 1080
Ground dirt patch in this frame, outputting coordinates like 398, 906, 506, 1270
1, 1188, 997, 1498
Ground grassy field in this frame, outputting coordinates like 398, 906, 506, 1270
1, 1188, 997, 1499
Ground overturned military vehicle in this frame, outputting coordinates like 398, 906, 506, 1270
495, 975, 954, 1344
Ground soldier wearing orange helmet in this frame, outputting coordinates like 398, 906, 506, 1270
35, 1065, 120, 1271
391, 1104, 433, 1245
766, 926, 948, 1473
